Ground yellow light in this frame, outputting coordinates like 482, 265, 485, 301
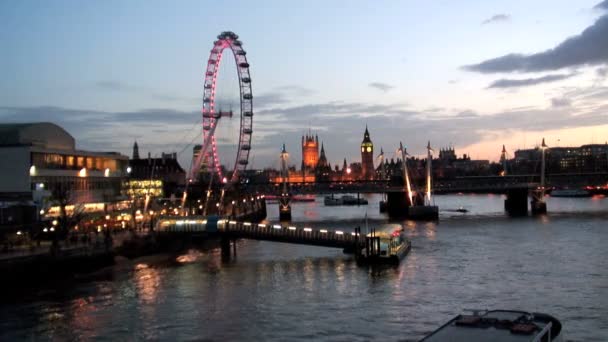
78, 168, 87, 177
29, 165, 36, 176
105, 215, 110, 220
320, 229, 328, 233
52, 219, 58, 226
104, 168, 110, 177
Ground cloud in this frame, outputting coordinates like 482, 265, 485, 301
595, 1, 608, 11
551, 97, 572, 107
487, 73, 577, 88
2, 87, 607, 168
482, 14, 510, 25
464, 15, 608, 73
95, 80, 137, 91
597, 67, 608, 77
368, 82, 395, 92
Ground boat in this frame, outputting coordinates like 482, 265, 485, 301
550, 188, 591, 197
444, 207, 469, 213
324, 195, 367, 206
292, 195, 315, 202
421, 309, 562, 341
341, 195, 368, 205
264, 195, 279, 203
324, 195, 342, 206
355, 228, 411, 265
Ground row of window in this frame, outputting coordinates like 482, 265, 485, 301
31, 152, 127, 172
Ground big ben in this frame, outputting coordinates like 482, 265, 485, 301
361, 125, 374, 180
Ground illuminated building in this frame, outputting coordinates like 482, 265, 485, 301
361, 126, 374, 180
126, 149, 186, 198
301, 132, 319, 171
513, 143, 608, 173
0, 122, 128, 217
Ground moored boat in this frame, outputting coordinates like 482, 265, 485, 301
341, 195, 368, 205
421, 309, 562, 341
324, 195, 342, 206
292, 195, 315, 202
355, 228, 410, 265
550, 188, 591, 197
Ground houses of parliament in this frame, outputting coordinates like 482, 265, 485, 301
273, 126, 375, 183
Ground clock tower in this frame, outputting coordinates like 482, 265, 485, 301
361, 125, 374, 180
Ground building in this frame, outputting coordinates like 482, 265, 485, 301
513, 143, 608, 173
301, 132, 319, 171
360, 126, 374, 180
315, 143, 332, 182
126, 144, 186, 199
0, 122, 128, 215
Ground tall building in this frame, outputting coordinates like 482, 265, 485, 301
301, 132, 319, 171
316, 143, 332, 181
360, 125, 374, 180
132, 141, 140, 160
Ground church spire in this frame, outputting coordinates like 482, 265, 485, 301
132, 140, 140, 160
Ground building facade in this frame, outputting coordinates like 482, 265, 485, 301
301, 133, 319, 171
126, 145, 186, 199
0, 123, 128, 212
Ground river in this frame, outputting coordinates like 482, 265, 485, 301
1, 194, 607, 341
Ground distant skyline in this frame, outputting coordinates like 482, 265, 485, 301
1, 0, 607, 170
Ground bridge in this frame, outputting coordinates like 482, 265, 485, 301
245, 172, 608, 195
155, 217, 365, 256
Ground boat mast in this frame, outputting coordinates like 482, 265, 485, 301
399, 142, 413, 206
426, 141, 433, 206
540, 138, 547, 196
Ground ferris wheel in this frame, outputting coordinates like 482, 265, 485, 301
191, 31, 253, 185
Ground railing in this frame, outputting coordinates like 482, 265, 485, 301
155, 217, 362, 249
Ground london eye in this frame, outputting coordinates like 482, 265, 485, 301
191, 31, 253, 186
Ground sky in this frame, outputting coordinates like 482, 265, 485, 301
1, 0, 608, 171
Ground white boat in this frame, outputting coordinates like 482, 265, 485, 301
550, 188, 591, 197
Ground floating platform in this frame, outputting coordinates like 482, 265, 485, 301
407, 205, 439, 220
421, 309, 562, 341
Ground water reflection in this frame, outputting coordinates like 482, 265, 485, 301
134, 264, 160, 304
1, 194, 606, 340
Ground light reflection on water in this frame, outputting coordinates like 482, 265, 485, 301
0, 194, 606, 341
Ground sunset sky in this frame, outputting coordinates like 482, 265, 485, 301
1, 0, 607, 170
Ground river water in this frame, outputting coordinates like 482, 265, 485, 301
1, 194, 607, 341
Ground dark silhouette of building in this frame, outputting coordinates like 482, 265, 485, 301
132, 140, 140, 160
513, 143, 608, 174
361, 126, 374, 180
316, 143, 332, 181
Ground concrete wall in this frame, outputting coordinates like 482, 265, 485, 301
0, 146, 31, 193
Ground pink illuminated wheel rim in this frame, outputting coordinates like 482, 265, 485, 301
201, 31, 252, 184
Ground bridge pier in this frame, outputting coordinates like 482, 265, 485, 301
386, 191, 410, 218
530, 190, 547, 215
220, 237, 237, 260
504, 188, 529, 216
